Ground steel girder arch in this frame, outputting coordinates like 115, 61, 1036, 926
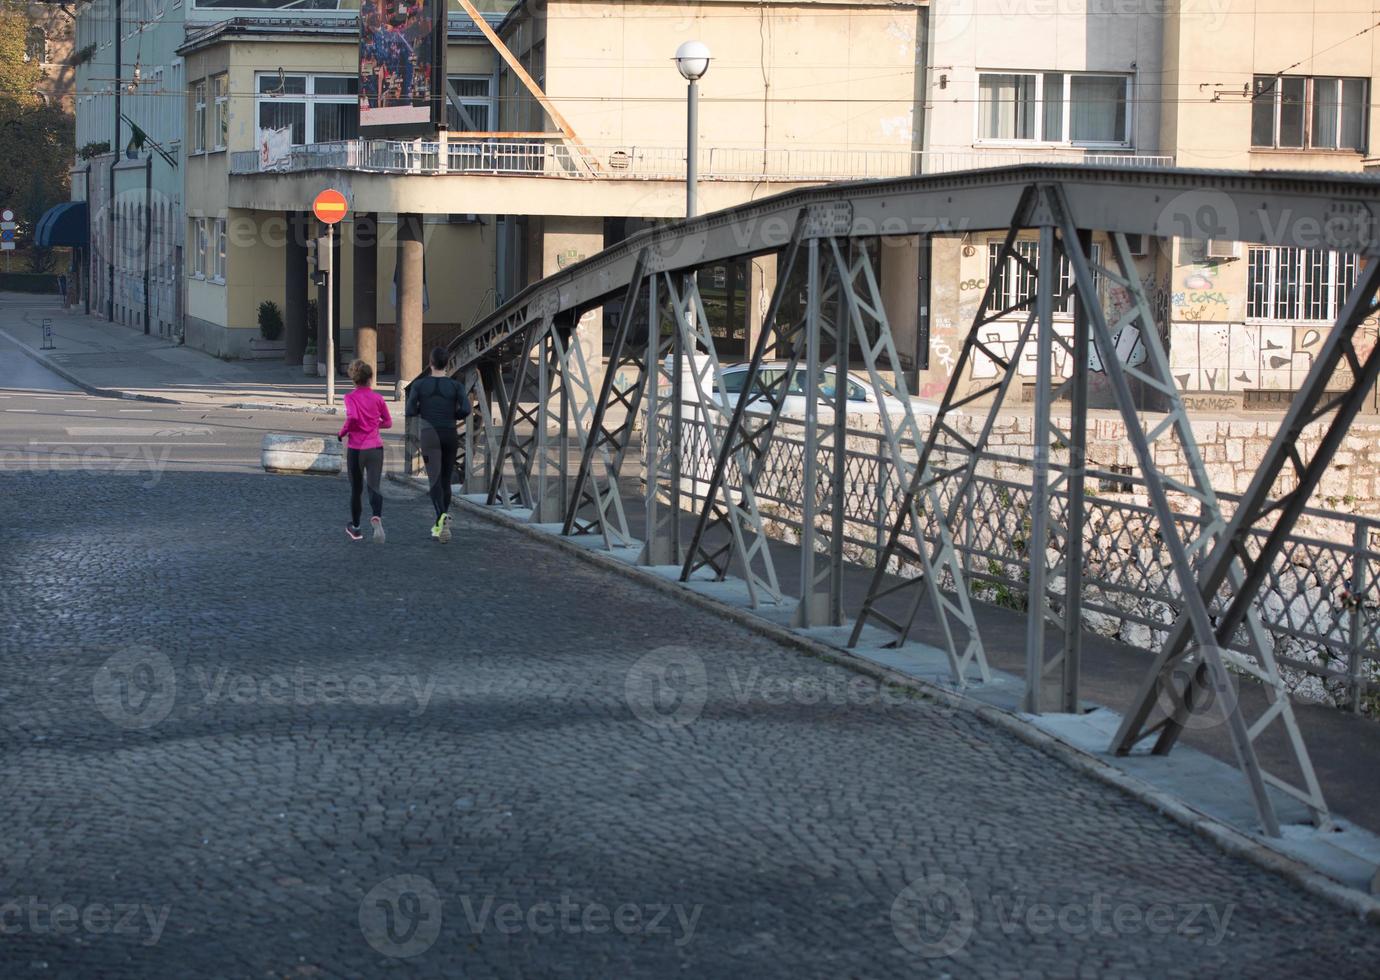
662, 265, 785, 606
561, 250, 652, 548
433, 166, 1380, 833
1039, 185, 1348, 837
486, 311, 554, 511
673, 206, 854, 625
1094, 250, 1380, 834
679, 210, 812, 596
845, 188, 1074, 685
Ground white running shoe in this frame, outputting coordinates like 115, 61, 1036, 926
438, 513, 452, 544
371, 516, 386, 544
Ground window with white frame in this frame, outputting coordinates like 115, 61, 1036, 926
445, 76, 494, 132
1246, 246, 1357, 321
192, 80, 207, 153
977, 71, 1131, 146
985, 240, 1102, 315
193, 218, 208, 278
213, 74, 229, 149
1251, 75, 1368, 152
256, 73, 358, 146
213, 218, 226, 281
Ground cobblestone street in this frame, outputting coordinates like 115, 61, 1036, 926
4, 461, 1380, 977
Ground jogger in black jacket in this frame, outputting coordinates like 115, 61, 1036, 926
406, 347, 471, 542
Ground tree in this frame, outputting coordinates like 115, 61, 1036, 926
0, 1, 73, 232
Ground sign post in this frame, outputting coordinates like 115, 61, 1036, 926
312, 189, 348, 406
1, 208, 16, 273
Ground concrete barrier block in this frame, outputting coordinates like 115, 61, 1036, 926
261, 434, 343, 475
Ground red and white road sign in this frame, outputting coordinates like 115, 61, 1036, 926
312, 189, 348, 225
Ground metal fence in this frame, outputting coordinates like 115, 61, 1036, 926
229, 140, 1175, 181
669, 408, 1380, 713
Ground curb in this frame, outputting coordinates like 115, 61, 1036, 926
228, 401, 343, 416
0, 326, 180, 404
415, 478, 1380, 926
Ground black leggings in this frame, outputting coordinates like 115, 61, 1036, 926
347, 447, 384, 526
419, 426, 459, 521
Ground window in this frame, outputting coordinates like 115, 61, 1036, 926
193, 218, 208, 278
1247, 246, 1357, 321
193, 80, 207, 153
213, 74, 229, 149
446, 76, 494, 132
256, 73, 357, 146
1252, 75, 1367, 152
977, 71, 1131, 146
213, 218, 227, 281
985, 240, 1102, 315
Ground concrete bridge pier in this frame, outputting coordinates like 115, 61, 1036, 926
353, 212, 379, 373
284, 211, 310, 365
395, 212, 425, 398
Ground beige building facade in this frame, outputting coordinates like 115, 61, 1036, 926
917, 0, 1380, 412
69, 0, 1380, 413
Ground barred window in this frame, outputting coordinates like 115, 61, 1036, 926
1246, 246, 1357, 321
985, 240, 1101, 315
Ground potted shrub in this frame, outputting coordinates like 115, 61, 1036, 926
303, 339, 317, 376
253, 300, 285, 358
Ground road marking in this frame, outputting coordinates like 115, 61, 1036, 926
5, 408, 37, 413
64, 425, 216, 436
63, 409, 99, 413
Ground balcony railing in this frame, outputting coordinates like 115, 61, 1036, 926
229, 140, 1174, 182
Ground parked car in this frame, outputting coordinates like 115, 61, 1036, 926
658, 355, 935, 419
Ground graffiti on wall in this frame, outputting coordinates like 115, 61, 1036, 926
1168, 322, 1327, 391
1172, 262, 1236, 322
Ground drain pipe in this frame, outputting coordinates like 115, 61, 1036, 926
143, 153, 151, 334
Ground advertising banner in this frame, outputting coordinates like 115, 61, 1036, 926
257, 127, 292, 172
359, 0, 446, 139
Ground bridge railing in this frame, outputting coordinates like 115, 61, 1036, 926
229, 140, 1174, 180
668, 407, 1380, 715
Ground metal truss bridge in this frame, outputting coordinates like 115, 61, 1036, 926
435, 164, 1380, 840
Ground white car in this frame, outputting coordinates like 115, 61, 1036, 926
661, 356, 934, 419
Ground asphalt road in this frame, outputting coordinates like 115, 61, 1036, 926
3, 344, 1380, 978
0, 331, 396, 478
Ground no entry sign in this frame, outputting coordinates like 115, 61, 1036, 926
312, 189, 348, 225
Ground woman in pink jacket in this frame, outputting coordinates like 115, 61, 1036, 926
338, 359, 393, 542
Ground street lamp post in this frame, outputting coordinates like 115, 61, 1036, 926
674, 41, 711, 219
